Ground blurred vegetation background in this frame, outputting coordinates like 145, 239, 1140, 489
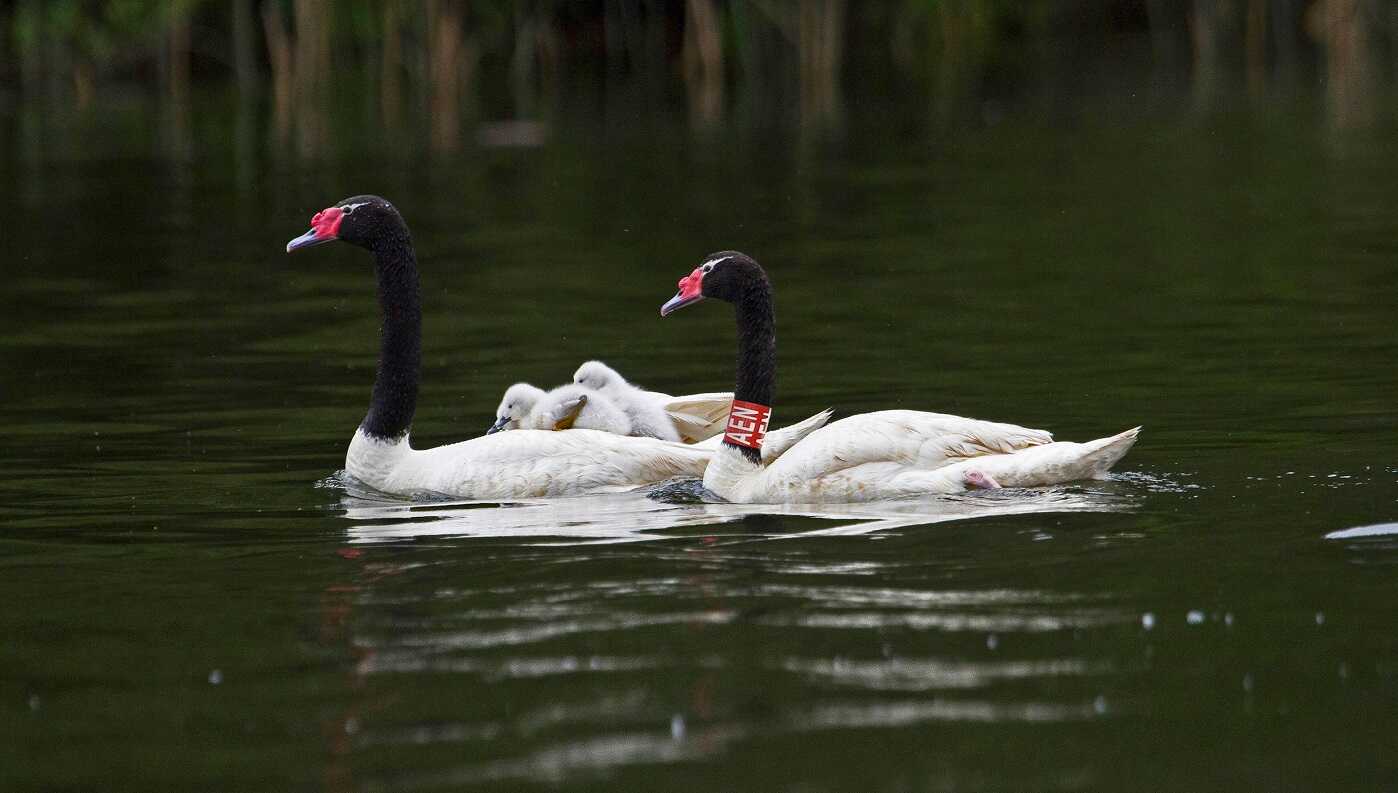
3, 0, 1397, 159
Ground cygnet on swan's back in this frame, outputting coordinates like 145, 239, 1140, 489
572, 360, 682, 441
488, 383, 546, 434
526, 384, 634, 434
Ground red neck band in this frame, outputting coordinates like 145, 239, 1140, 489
723, 400, 772, 450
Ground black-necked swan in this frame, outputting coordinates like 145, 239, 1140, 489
659, 251, 1141, 503
574, 360, 733, 443
487, 382, 633, 434
284, 195, 710, 499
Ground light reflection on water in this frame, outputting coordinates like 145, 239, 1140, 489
335, 477, 1141, 545
1325, 522, 1398, 540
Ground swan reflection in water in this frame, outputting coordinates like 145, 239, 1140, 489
331, 475, 1140, 544
317, 474, 1145, 788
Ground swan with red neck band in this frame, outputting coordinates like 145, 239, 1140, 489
284, 195, 712, 499
659, 251, 1141, 503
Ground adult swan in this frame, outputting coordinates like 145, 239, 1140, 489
286, 195, 709, 498
659, 251, 1140, 503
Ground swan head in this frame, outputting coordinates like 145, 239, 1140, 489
573, 360, 623, 392
488, 382, 545, 434
286, 195, 404, 253
660, 251, 761, 316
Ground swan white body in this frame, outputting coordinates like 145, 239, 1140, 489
703, 412, 1139, 503
347, 427, 710, 499
574, 361, 731, 443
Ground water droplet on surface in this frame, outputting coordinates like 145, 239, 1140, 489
1224, 612, 1234, 627
1093, 695, 1107, 715
1186, 610, 1205, 625
28, 695, 40, 711
1242, 673, 1254, 692
670, 714, 686, 741
208, 669, 222, 685
1314, 612, 1325, 626
986, 634, 999, 650
344, 717, 359, 735
1141, 612, 1155, 630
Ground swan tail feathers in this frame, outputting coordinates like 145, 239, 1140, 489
1080, 426, 1141, 477
762, 408, 835, 462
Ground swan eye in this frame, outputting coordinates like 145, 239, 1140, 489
701, 263, 713, 274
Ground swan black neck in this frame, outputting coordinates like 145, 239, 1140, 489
362, 231, 421, 440
729, 273, 775, 463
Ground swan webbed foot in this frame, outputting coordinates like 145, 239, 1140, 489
551, 394, 588, 430
963, 470, 1002, 490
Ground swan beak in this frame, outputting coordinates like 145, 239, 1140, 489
286, 228, 335, 252
661, 291, 704, 316
661, 268, 707, 316
287, 206, 346, 252
486, 416, 511, 434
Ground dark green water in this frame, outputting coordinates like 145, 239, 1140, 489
3, 87, 1397, 792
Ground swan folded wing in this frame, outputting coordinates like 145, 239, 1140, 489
762, 410, 1053, 480
663, 391, 736, 443
937, 426, 1140, 488
899, 411, 1053, 459
921, 420, 1055, 460
389, 430, 710, 499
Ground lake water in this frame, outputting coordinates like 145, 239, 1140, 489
3, 78, 1397, 791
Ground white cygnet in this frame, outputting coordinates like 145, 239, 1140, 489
527, 384, 633, 434
487, 383, 546, 434
572, 360, 681, 441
